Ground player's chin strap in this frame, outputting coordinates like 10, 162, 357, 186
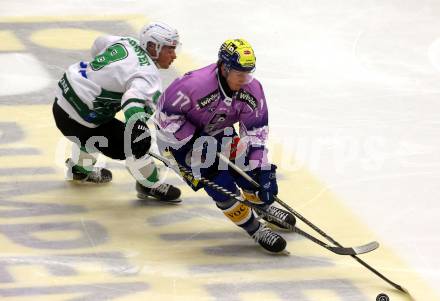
215, 152, 409, 294
149, 151, 378, 257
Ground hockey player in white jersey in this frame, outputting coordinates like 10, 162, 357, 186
52, 21, 181, 203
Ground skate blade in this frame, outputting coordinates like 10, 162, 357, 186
261, 248, 290, 256
66, 176, 112, 184
280, 249, 290, 255
67, 179, 102, 185
136, 193, 182, 204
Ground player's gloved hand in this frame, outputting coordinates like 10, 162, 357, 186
246, 164, 278, 205
130, 119, 151, 159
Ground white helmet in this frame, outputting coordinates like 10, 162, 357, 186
139, 22, 179, 59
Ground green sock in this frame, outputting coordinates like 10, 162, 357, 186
71, 146, 97, 175
140, 166, 159, 187
72, 164, 92, 175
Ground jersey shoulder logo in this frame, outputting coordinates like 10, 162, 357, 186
237, 90, 258, 110
197, 90, 220, 108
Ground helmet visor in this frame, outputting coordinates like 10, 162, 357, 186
228, 68, 255, 84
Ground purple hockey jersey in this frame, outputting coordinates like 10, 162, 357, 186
155, 63, 269, 166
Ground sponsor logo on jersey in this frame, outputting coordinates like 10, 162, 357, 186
237, 90, 258, 110
197, 90, 220, 108
59, 77, 70, 94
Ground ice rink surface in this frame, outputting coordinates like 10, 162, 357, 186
1, 1, 440, 300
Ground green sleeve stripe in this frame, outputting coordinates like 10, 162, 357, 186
58, 74, 91, 118
152, 91, 161, 105
145, 105, 154, 117
124, 107, 145, 122
100, 88, 123, 100
121, 98, 145, 110
58, 74, 121, 125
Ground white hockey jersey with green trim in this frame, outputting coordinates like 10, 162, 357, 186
55, 35, 162, 128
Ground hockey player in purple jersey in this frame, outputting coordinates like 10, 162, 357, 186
155, 39, 296, 253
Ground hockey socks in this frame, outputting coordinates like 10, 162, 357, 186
217, 198, 287, 253
216, 198, 260, 235
72, 147, 97, 175
126, 156, 161, 187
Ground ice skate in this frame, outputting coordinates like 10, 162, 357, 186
136, 181, 181, 204
65, 158, 112, 183
260, 205, 296, 231
251, 223, 287, 254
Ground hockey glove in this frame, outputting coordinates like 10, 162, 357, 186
246, 164, 278, 205
130, 119, 151, 159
